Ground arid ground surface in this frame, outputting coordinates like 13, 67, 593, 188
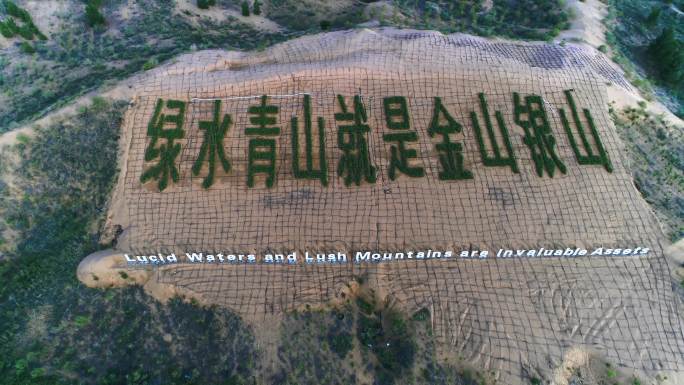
75, 29, 684, 384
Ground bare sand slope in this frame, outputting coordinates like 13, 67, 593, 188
83, 29, 683, 384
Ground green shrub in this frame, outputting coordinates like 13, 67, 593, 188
320, 20, 331, 30
356, 307, 416, 383
142, 58, 158, 71
196, 0, 216, 9
357, 313, 382, 348
241, 0, 250, 16
15, 133, 30, 144
411, 307, 430, 321
74, 315, 91, 327
356, 296, 374, 314
85, 0, 106, 27
328, 332, 353, 358
0, 22, 12, 38
4, 0, 30, 20
0, 0, 46, 40
646, 6, 661, 26
13, 359, 27, 375
19, 41, 35, 54
29, 367, 45, 378
253, 0, 261, 15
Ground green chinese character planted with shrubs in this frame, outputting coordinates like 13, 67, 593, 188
246, 95, 279, 188
192, 100, 232, 189
428, 97, 472, 180
470, 93, 519, 173
559, 89, 613, 172
140, 99, 186, 191
382, 96, 424, 180
335, 95, 377, 186
291, 94, 328, 186
383, 96, 411, 130
514, 93, 566, 178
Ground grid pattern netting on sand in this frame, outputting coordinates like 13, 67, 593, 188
155, 257, 684, 380
123, 87, 647, 253
108, 30, 684, 382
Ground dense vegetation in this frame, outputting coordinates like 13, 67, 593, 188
605, 0, 684, 117
648, 27, 684, 92
266, 0, 570, 40
390, 0, 570, 40
406, 0, 569, 40
0, 99, 258, 385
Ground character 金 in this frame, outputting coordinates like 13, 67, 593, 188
428, 97, 472, 180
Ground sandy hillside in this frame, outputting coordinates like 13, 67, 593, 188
77, 28, 684, 384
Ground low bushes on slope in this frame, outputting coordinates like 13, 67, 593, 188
0, 98, 257, 385
0, 0, 289, 133
385, 0, 570, 40
611, 103, 684, 241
